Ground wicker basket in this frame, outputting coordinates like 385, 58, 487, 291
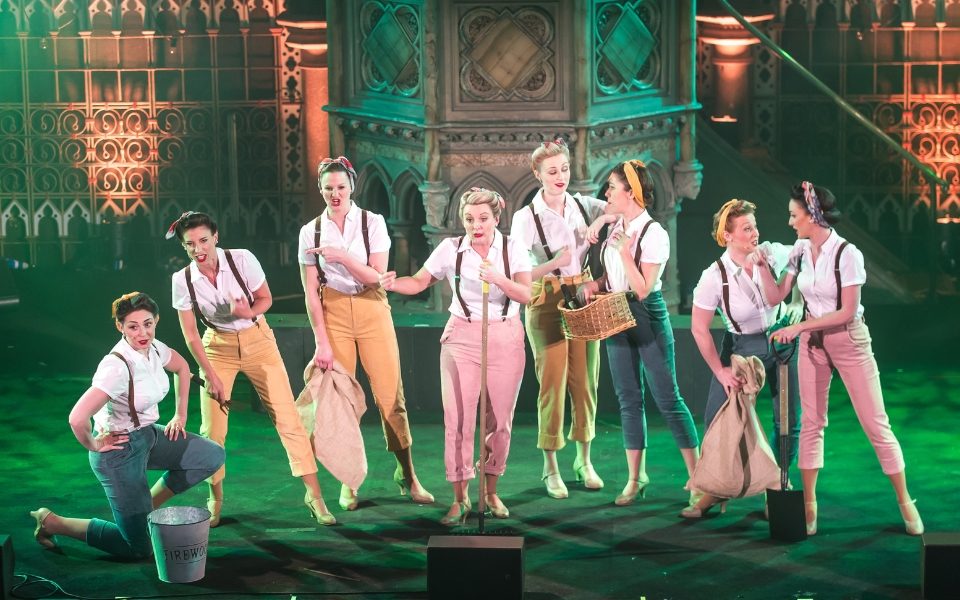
558, 292, 636, 341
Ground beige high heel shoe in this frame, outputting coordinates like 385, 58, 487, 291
573, 458, 604, 490
206, 498, 223, 528
30, 508, 58, 549
305, 491, 336, 526
542, 471, 569, 499
679, 495, 727, 519
393, 467, 435, 504
805, 501, 818, 536
339, 484, 358, 511
898, 499, 924, 536
484, 494, 510, 519
440, 499, 472, 526
615, 477, 650, 506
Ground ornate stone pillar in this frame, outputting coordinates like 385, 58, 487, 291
277, 8, 328, 218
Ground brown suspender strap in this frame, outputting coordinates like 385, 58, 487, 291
313, 216, 327, 287
223, 249, 257, 323
183, 266, 219, 332
453, 237, 471, 321
571, 195, 590, 224
715, 260, 742, 334
797, 241, 849, 315
531, 210, 562, 278
453, 235, 513, 321
500, 233, 511, 320
313, 211, 371, 289
110, 352, 140, 429
834, 241, 848, 311
632, 220, 655, 267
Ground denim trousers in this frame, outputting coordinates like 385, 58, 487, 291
605, 292, 699, 450
87, 425, 225, 558
702, 332, 801, 467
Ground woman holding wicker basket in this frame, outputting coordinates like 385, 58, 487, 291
579, 160, 701, 507
510, 138, 610, 499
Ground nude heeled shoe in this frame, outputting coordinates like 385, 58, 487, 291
805, 501, 818, 536
899, 499, 924, 536
207, 498, 223, 528
30, 508, 58, 549
393, 467, 435, 504
484, 494, 510, 519
339, 484, 358, 511
440, 499, 471, 526
573, 458, 604, 490
542, 471, 569, 499
305, 491, 336, 526
615, 477, 650, 506
679, 495, 727, 519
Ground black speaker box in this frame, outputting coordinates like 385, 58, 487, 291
922, 532, 960, 599
427, 535, 524, 600
1, 535, 13, 600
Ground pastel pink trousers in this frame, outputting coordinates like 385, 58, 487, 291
797, 318, 905, 475
439, 315, 526, 482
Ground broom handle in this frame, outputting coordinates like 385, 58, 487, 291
478, 280, 490, 534
778, 361, 789, 491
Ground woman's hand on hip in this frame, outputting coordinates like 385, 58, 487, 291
93, 431, 129, 452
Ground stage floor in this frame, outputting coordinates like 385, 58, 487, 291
3, 366, 954, 600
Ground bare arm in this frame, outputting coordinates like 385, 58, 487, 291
300, 263, 335, 369
758, 262, 795, 306
381, 267, 439, 295
162, 349, 191, 439
305, 247, 386, 287
68, 387, 128, 452
770, 285, 861, 344
691, 307, 742, 394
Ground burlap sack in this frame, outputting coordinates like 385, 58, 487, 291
689, 354, 780, 499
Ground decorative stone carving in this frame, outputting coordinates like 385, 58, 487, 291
595, 0, 662, 95
359, 1, 422, 97
418, 180, 451, 230
458, 6, 555, 102
672, 159, 704, 200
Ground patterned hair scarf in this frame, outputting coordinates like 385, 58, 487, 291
714, 199, 739, 247
317, 156, 358, 188
164, 211, 196, 240
802, 181, 828, 227
622, 160, 646, 208
541, 137, 567, 149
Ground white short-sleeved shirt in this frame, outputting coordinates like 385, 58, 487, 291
91, 337, 173, 433
602, 211, 669, 293
424, 229, 532, 320
297, 204, 391, 295
786, 230, 866, 320
171, 248, 265, 332
692, 242, 793, 334
510, 191, 606, 278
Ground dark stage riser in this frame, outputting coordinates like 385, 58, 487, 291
268, 313, 725, 417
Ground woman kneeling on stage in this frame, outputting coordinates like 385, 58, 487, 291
30, 292, 224, 557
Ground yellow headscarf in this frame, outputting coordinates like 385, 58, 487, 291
622, 160, 646, 208
714, 199, 740, 247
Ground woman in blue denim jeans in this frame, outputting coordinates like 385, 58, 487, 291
30, 292, 224, 558
580, 161, 700, 507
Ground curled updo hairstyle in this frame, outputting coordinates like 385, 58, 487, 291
610, 160, 655, 206
790, 182, 841, 225
712, 199, 757, 238
458, 188, 505, 220
530, 138, 570, 172
172, 212, 218, 242
111, 292, 160, 323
